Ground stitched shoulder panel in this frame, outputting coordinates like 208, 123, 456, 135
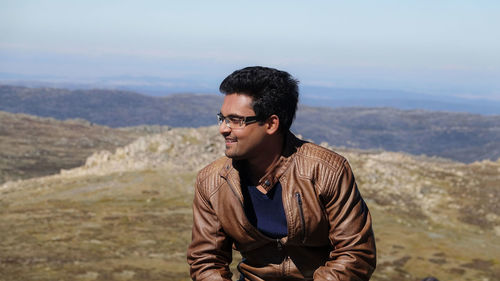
197, 156, 228, 181
296, 142, 346, 170
293, 142, 347, 195
195, 156, 228, 198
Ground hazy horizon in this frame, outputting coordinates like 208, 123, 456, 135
1, 1, 499, 102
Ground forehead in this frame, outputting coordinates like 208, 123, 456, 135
220, 93, 255, 116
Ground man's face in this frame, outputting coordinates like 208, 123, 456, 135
219, 93, 268, 160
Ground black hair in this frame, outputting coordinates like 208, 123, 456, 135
219, 66, 299, 134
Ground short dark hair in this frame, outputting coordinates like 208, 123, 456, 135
219, 66, 299, 134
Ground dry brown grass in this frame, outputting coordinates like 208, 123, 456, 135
0, 169, 196, 281
0, 111, 145, 184
1, 126, 499, 280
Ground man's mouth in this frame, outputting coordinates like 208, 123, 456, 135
225, 138, 237, 145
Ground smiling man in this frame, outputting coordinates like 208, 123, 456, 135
187, 66, 376, 281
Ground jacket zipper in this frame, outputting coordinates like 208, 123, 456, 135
225, 174, 288, 276
224, 175, 276, 242
295, 192, 306, 243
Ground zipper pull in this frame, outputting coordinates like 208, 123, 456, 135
295, 192, 302, 205
277, 239, 283, 251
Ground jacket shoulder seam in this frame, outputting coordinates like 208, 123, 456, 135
294, 143, 347, 194
196, 156, 227, 198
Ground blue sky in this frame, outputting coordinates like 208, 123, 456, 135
1, 0, 499, 100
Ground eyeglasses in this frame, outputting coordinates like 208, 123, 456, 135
217, 112, 259, 129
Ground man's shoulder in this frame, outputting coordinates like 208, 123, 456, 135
196, 156, 229, 183
294, 141, 347, 171
291, 141, 353, 196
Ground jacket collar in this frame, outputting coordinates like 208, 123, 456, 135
219, 131, 305, 192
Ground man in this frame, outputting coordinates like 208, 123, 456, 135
187, 66, 376, 280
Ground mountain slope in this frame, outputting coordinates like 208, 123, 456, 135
0, 111, 153, 184
2, 85, 500, 163
294, 106, 500, 163
0, 85, 222, 127
1, 126, 498, 281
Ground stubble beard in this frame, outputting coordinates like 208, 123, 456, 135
224, 143, 248, 160
224, 147, 239, 159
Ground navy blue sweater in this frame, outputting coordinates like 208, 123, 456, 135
241, 182, 288, 239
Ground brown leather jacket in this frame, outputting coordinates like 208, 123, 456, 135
187, 133, 376, 280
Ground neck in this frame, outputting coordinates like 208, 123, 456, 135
245, 133, 284, 184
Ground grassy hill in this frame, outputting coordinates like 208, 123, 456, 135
2, 85, 500, 163
0, 126, 498, 281
0, 111, 159, 184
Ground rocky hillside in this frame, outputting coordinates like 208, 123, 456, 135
1, 126, 498, 281
2, 85, 500, 163
0, 111, 163, 184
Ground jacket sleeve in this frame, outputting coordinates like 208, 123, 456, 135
187, 174, 233, 281
313, 160, 376, 281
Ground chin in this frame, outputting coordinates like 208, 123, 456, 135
225, 153, 240, 159
225, 151, 244, 160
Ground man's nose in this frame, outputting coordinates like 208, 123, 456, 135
219, 121, 231, 135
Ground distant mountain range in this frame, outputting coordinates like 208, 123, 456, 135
300, 86, 500, 115
0, 85, 221, 127
2, 84, 499, 163
2, 74, 499, 115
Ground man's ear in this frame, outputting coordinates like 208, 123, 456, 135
265, 114, 280, 135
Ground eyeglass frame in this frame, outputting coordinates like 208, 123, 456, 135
217, 112, 261, 129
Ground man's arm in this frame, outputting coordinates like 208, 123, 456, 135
187, 176, 233, 281
313, 160, 376, 281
